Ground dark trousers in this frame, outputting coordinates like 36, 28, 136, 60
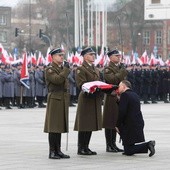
36, 96, 44, 106
15, 96, 20, 107
124, 142, 148, 155
4, 97, 11, 107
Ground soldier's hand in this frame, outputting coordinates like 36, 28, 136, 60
95, 87, 101, 92
119, 63, 126, 69
112, 85, 119, 90
101, 85, 119, 94
101, 88, 113, 94
64, 61, 70, 68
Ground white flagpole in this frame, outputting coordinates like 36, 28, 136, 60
105, 3, 107, 47
95, 3, 98, 53
74, 0, 79, 47
102, 3, 105, 47
98, 8, 101, 47
90, 0, 93, 46
79, 0, 82, 47
82, 0, 85, 46
87, 0, 90, 46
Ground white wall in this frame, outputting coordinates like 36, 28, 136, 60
144, 0, 170, 20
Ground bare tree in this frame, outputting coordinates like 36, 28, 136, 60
12, 0, 74, 54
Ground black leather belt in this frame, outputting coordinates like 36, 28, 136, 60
49, 89, 67, 93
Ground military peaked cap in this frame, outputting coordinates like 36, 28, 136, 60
49, 48, 65, 56
80, 47, 95, 56
107, 49, 121, 57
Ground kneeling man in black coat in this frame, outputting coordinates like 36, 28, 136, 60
116, 80, 155, 157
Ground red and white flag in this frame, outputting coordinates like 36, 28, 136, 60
149, 53, 157, 66
45, 47, 52, 65
165, 59, 170, 66
20, 53, 30, 89
82, 81, 114, 94
31, 53, 37, 65
140, 50, 149, 64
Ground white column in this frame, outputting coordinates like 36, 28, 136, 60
102, 4, 105, 46
78, 0, 82, 47
95, 4, 98, 52
90, 0, 93, 46
74, 0, 79, 47
87, 0, 90, 46
104, 4, 107, 47
82, 0, 85, 46
98, 10, 101, 47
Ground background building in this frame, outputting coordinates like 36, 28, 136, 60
0, 7, 11, 50
0, 0, 170, 60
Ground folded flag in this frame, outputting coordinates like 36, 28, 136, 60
82, 81, 115, 93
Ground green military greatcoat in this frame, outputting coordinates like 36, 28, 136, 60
74, 61, 103, 131
103, 62, 128, 129
44, 62, 70, 133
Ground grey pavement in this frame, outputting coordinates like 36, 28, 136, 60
0, 102, 170, 170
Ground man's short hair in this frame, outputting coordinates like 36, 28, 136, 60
121, 80, 132, 89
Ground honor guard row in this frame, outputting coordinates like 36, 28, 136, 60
43, 47, 156, 159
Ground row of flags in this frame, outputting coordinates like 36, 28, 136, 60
0, 45, 52, 66
0, 44, 170, 68
68, 49, 170, 67
0, 44, 29, 89
1, 44, 170, 90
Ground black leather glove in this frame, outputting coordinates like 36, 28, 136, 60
119, 63, 126, 69
112, 85, 119, 90
84, 92, 96, 98
95, 87, 101, 92
101, 85, 119, 94
101, 88, 113, 94
64, 61, 70, 68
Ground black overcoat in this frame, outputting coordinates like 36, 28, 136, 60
117, 89, 145, 145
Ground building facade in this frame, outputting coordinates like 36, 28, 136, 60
0, 7, 11, 49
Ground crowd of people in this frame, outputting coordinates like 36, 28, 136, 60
126, 64, 170, 104
0, 62, 48, 110
1, 46, 169, 159
0, 50, 170, 110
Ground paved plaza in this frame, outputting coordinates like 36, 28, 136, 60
0, 102, 170, 170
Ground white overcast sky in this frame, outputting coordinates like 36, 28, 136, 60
0, 0, 21, 7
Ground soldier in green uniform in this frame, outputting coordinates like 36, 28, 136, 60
44, 48, 70, 159
74, 47, 103, 155
103, 49, 128, 153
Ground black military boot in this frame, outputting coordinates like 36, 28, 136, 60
49, 148, 60, 159
56, 148, 70, 158
4, 98, 12, 109
163, 94, 169, 103
105, 129, 118, 152
48, 133, 60, 159
111, 129, 124, 152
55, 133, 70, 159
84, 131, 97, 155
77, 131, 89, 155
